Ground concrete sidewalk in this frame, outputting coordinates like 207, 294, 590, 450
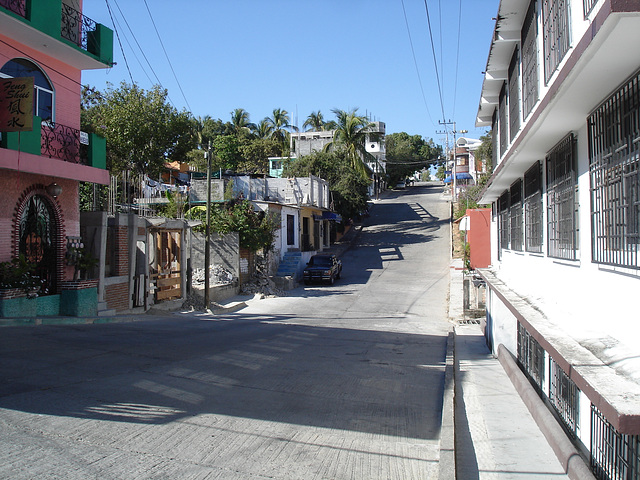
449, 260, 584, 479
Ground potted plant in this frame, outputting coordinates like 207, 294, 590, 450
0, 255, 43, 298
68, 247, 99, 281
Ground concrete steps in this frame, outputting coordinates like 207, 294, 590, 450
276, 251, 302, 277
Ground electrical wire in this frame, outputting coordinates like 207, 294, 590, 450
400, 0, 435, 128
452, 0, 463, 120
142, 0, 192, 112
423, 0, 447, 124
104, 0, 133, 84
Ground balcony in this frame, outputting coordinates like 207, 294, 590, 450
0, 116, 108, 183
0, 0, 113, 69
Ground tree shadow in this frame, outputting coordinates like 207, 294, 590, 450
0, 316, 448, 441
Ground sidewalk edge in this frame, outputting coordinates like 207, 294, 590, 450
439, 329, 456, 479
497, 344, 595, 480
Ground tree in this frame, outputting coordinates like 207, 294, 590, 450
266, 108, 292, 155
303, 111, 325, 131
324, 108, 377, 178
385, 132, 442, 184
82, 82, 193, 177
283, 150, 369, 222
253, 118, 274, 139
238, 137, 281, 174
187, 199, 280, 252
212, 135, 241, 172
230, 108, 255, 138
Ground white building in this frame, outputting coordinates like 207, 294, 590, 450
475, 0, 640, 477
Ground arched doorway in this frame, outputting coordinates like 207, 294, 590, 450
19, 194, 58, 295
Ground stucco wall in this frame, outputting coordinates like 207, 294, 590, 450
191, 231, 240, 281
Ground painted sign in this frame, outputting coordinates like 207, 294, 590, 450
0, 77, 34, 132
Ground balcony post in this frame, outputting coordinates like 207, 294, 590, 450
27, 0, 62, 39
87, 23, 114, 66
88, 133, 106, 169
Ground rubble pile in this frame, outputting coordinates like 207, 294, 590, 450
240, 255, 285, 298
192, 265, 234, 286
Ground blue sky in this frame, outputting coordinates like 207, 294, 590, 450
82, 1, 499, 147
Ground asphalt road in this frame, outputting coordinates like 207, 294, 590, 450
0, 183, 452, 479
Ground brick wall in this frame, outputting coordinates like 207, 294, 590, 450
113, 225, 129, 276
105, 282, 129, 311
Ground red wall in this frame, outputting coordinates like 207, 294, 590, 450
467, 208, 491, 269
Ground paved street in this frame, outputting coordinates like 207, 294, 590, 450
0, 184, 452, 479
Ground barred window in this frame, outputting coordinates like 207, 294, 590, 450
583, 0, 598, 18
517, 323, 545, 392
510, 180, 523, 251
522, 0, 539, 118
525, 162, 544, 252
591, 405, 640, 480
547, 134, 578, 260
499, 83, 509, 157
542, 0, 571, 84
589, 71, 640, 269
509, 47, 521, 141
498, 191, 511, 252
549, 358, 579, 437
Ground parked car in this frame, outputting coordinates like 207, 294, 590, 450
395, 180, 406, 189
303, 253, 342, 285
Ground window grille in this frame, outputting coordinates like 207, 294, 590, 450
522, 0, 539, 118
499, 83, 509, 157
591, 405, 640, 480
492, 111, 499, 169
547, 134, 578, 260
517, 323, 545, 392
549, 358, 579, 437
510, 180, 523, 251
525, 162, 544, 252
583, 0, 598, 18
0, 0, 26, 17
509, 47, 521, 141
498, 191, 511, 251
589, 70, 640, 269
542, 0, 571, 84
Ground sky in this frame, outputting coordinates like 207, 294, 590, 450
81, 0, 499, 148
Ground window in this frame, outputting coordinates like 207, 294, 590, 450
591, 405, 640, 480
508, 47, 521, 141
549, 357, 579, 437
547, 134, 578, 260
542, 0, 571, 84
522, 0, 539, 118
583, 0, 598, 18
589, 70, 640, 269
517, 323, 545, 392
0, 58, 54, 121
499, 83, 509, 157
510, 179, 523, 251
525, 162, 544, 253
498, 191, 511, 251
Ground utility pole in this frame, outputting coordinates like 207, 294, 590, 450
437, 120, 467, 202
204, 141, 212, 310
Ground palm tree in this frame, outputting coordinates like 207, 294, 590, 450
324, 108, 377, 177
253, 118, 274, 139
303, 111, 325, 131
230, 108, 255, 137
266, 108, 292, 154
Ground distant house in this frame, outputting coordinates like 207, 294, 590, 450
0, 0, 113, 316
475, 0, 640, 477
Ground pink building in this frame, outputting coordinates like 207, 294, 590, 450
0, 0, 112, 315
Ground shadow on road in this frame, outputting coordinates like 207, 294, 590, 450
0, 316, 448, 441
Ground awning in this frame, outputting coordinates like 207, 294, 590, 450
444, 172, 474, 183
313, 212, 343, 222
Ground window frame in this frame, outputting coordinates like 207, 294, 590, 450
546, 134, 578, 260
524, 161, 544, 253
0, 58, 55, 121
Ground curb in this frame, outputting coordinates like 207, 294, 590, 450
497, 344, 595, 480
439, 329, 456, 479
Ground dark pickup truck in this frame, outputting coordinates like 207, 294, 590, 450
303, 253, 342, 285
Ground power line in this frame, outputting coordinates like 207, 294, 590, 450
142, 0, 192, 112
400, 0, 435, 128
452, 0, 463, 119
423, 0, 447, 123
104, 0, 133, 84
